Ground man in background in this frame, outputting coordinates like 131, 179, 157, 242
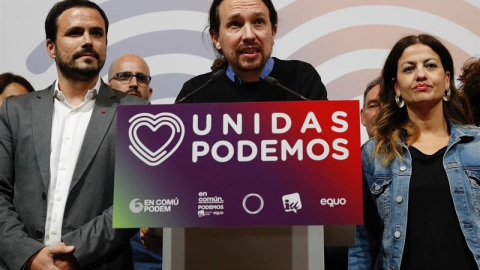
361, 78, 381, 138
108, 54, 153, 101
108, 54, 162, 269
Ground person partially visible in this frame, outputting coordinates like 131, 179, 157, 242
0, 1, 147, 269
459, 57, 480, 126
176, 0, 327, 103
108, 54, 162, 269
0, 72, 35, 107
360, 77, 381, 138
108, 54, 153, 101
323, 77, 382, 270
348, 34, 480, 269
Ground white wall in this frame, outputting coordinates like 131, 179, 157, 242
1, 0, 479, 144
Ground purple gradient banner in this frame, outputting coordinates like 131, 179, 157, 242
113, 101, 363, 228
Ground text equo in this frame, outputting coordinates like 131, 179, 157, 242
320, 198, 347, 207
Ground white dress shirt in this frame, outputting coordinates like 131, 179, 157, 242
44, 79, 100, 246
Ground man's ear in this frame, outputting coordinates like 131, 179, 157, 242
46, 39, 56, 59
361, 109, 366, 127
210, 30, 221, 51
148, 88, 153, 101
272, 24, 277, 40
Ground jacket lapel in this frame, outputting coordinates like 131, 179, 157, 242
70, 82, 118, 191
32, 85, 55, 189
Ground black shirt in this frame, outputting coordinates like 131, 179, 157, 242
175, 57, 328, 103
401, 146, 477, 269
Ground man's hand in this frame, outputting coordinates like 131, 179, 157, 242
139, 228, 163, 251
26, 243, 75, 270
53, 252, 79, 270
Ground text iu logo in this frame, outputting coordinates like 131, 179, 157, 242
128, 112, 185, 166
282, 193, 302, 213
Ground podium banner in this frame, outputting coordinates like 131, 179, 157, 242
113, 101, 363, 228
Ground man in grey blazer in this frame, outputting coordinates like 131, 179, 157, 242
0, 1, 147, 269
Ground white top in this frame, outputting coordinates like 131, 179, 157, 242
44, 79, 100, 246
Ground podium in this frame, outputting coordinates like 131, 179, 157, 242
163, 225, 354, 270
112, 102, 362, 269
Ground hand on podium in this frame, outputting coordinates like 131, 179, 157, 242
140, 228, 163, 251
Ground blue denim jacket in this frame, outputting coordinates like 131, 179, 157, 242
348, 123, 480, 270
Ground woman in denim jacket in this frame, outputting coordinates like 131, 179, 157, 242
348, 34, 480, 270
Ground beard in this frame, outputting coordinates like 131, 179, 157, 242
56, 47, 105, 81
231, 43, 268, 72
233, 54, 266, 72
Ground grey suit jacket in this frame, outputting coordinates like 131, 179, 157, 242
0, 81, 148, 270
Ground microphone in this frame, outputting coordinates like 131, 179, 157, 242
263, 76, 310, 101
176, 69, 225, 103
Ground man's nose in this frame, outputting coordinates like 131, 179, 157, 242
129, 76, 139, 88
242, 24, 256, 42
82, 33, 93, 47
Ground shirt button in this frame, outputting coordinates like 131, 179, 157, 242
65, 136, 71, 140
70, 110, 76, 115
52, 229, 58, 235
399, 166, 406, 172
56, 196, 62, 201
396, 196, 403, 203
42, 192, 47, 200
394, 231, 401, 238
374, 185, 380, 191
390, 266, 396, 270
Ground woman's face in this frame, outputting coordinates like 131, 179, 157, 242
0, 82, 30, 107
394, 44, 450, 110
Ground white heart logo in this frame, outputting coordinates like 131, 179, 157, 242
128, 112, 185, 166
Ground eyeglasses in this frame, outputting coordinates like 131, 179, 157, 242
109, 72, 152, 85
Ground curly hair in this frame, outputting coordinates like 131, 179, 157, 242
374, 34, 472, 166
459, 57, 480, 126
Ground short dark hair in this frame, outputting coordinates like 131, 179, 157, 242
208, 0, 278, 70
45, 0, 109, 43
0, 72, 35, 94
363, 77, 381, 104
